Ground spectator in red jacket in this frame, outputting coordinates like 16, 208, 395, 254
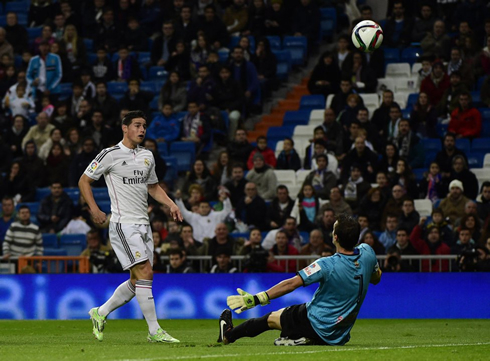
268, 229, 299, 272
420, 60, 450, 106
448, 92, 482, 140
410, 217, 451, 272
247, 135, 276, 170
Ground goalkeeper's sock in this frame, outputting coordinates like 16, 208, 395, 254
227, 313, 271, 342
135, 280, 160, 335
99, 280, 135, 317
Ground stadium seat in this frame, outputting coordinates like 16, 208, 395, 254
266, 36, 281, 51
414, 199, 432, 217
273, 50, 292, 81
386, 63, 411, 78
299, 95, 325, 110
421, 139, 442, 152
406, 93, 419, 109
17, 14, 27, 27
274, 170, 296, 187
359, 93, 379, 108
65, 188, 80, 205
471, 138, 490, 153
455, 138, 470, 154
411, 62, 422, 75
394, 92, 409, 110
293, 124, 317, 144
36, 187, 51, 201
376, 78, 395, 94
150, 95, 159, 110
148, 66, 168, 80
92, 188, 109, 201
170, 142, 196, 172
325, 93, 334, 108
424, 151, 437, 168
274, 140, 284, 158
412, 168, 425, 182
138, 52, 151, 64
320, 7, 337, 38
471, 91, 482, 107
59, 234, 87, 256
140, 80, 160, 94
476, 76, 486, 91
283, 36, 307, 66
283, 110, 311, 126
401, 47, 422, 65
309, 109, 324, 126
467, 152, 484, 168
52, 82, 72, 95
266, 126, 294, 144
5, 1, 29, 13
296, 169, 310, 184
16, 202, 40, 214
139, 65, 148, 80
383, 48, 400, 65
472, 168, 490, 190
394, 77, 418, 93
401, 108, 411, 119
97, 201, 111, 214
27, 27, 42, 40
42, 233, 58, 248
107, 81, 128, 94
481, 119, 490, 138
436, 123, 448, 138
83, 38, 93, 52
157, 142, 168, 157
288, 184, 302, 200
217, 49, 229, 63
484, 154, 490, 168
163, 156, 178, 187
43, 248, 68, 256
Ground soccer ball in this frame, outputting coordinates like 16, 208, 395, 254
351, 20, 383, 53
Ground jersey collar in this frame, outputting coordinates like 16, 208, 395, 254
118, 141, 141, 153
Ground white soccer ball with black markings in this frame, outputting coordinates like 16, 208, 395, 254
351, 20, 383, 53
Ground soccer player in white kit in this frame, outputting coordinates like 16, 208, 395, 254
79, 110, 183, 343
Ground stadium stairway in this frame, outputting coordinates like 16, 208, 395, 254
246, 78, 310, 143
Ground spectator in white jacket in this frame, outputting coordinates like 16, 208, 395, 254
175, 191, 232, 242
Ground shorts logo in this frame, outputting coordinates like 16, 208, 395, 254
135, 251, 141, 258
90, 161, 98, 170
144, 158, 150, 167
303, 261, 321, 277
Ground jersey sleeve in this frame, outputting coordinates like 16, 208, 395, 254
298, 258, 329, 286
358, 243, 379, 273
147, 152, 159, 184
83, 150, 114, 180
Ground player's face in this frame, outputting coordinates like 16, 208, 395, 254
124, 117, 147, 145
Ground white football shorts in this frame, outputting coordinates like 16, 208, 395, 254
109, 222, 154, 270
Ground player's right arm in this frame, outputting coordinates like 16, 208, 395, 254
370, 262, 382, 285
79, 174, 106, 225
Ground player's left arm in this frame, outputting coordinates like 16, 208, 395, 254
147, 183, 183, 222
370, 262, 382, 285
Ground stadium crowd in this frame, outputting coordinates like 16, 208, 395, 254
1, 0, 490, 274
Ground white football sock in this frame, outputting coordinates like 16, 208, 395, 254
98, 280, 135, 317
135, 280, 160, 335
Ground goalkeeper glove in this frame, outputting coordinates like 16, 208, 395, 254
227, 288, 270, 314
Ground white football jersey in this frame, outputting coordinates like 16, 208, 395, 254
84, 141, 158, 225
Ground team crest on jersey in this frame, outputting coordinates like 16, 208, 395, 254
144, 158, 150, 167
135, 251, 141, 258
303, 261, 321, 277
354, 261, 360, 268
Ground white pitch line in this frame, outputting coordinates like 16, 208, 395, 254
118, 341, 490, 361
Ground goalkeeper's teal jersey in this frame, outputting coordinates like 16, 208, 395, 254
297, 243, 378, 345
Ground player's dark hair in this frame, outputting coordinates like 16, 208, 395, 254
122, 110, 147, 126
334, 214, 360, 250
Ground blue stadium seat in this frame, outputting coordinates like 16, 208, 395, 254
265, 36, 281, 51
455, 138, 470, 154
5, 2, 29, 13
107, 81, 128, 94
217, 49, 229, 63
97, 201, 111, 214
482, 119, 490, 138
27, 27, 42, 40
272, 50, 291, 81
320, 7, 336, 38
299, 231, 309, 245
139, 65, 148, 80
83, 38, 93, 52
148, 66, 167, 80
283, 110, 311, 126
402, 108, 411, 119
467, 152, 484, 168
163, 155, 178, 186
140, 80, 159, 95
471, 91, 482, 107
479, 107, 490, 121
421, 138, 442, 152
52, 82, 72, 97
406, 93, 419, 109
36, 187, 51, 201
138, 52, 151, 64
471, 138, 490, 152
92, 188, 109, 201
476, 76, 486, 91
401, 47, 422, 65
266, 126, 294, 144
150, 95, 159, 110
299, 95, 325, 110
64, 188, 80, 205
14, 54, 22, 68
230, 232, 250, 239
424, 151, 437, 167
157, 142, 168, 157
0, 16, 5, 26
170, 142, 196, 172
42, 233, 58, 248
412, 168, 426, 182
436, 123, 448, 138
384, 48, 400, 65
220, 111, 230, 130
87, 52, 97, 64
16, 202, 40, 215
43, 248, 67, 256
60, 234, 87, 256
113, 93, 124, 102
282, 36, 307, 66
17, 14, 27, 27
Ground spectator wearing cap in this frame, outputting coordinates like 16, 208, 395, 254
247, 135, 276, 170
302, 154, 337, 200
420, 60, 451, 107
245, 153, 277, 201
439, 179, 471, 225
26, 40, 62, 97
341, 136, 378, 183
448, 92, 482, 140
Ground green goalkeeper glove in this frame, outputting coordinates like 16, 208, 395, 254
227, 288, 270, 314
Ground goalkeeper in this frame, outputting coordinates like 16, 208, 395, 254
218, 214, 382, 346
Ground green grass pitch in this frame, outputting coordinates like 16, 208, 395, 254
1, 319, 489, 361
